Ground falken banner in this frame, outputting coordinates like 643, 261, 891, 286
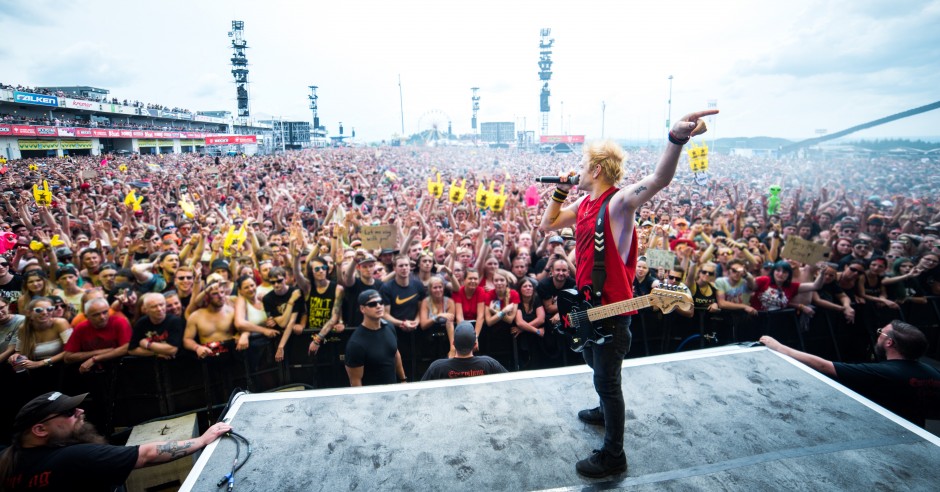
13, 91, 58, 107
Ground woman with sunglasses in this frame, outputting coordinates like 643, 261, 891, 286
8, 297, 72, 394
17, 271, 63, 316
750, 260, 824, 313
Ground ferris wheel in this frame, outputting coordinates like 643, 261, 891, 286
417, 109, 451, 145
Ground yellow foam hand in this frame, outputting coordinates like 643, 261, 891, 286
449, 179, 467, 204
222, 225, 237, 256
124, 189, 144, 212
32, 180, 52, 206
475, 182, 488, 210
687, 141, 709, 173
179, 197, 196, 219
485, 181, 498, 210
233, 204, 242, 218
427, 172, 444, 199
28, 163, 38, 171
118, 164, 127, 172
29, 241, 45, 252
384, 170, 398, 182
492, 184, 507, 212
234, 222, 248, 249
50, 235, 65, 247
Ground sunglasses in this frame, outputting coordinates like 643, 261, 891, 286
32, 306, 56, 314
700, 271, 716, 276
270, 278, 285, 284
312, 266, 328, 272
0, 262, 9, 267
876, 327, 893, 339
730, 268, 745, 274
176, 276, 193, 281
39, 407, 80, 424
363, 300, 382, 308
849, 268, 865, 273
668, 275, 683, 281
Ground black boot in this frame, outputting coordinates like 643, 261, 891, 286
576, 449, 627, 478
577, 406, 604, 426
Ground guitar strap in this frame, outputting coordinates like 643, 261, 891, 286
589, 192, 616, 305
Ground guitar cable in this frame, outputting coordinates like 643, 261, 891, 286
216, 388, 252, 491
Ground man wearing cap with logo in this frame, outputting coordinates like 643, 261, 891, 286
0, 391, 231, 491
421, 321, 507, 380
345, 290, 406, 386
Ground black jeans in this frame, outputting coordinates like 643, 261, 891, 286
582, 316, 632, 455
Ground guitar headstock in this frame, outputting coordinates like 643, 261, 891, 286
649, 286, 693, 314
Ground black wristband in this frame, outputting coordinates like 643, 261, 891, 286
668, 131, 690, 146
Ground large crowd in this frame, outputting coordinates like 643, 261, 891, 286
0, 144, 939, 440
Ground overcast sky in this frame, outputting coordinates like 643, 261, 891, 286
2, 0, 939, 142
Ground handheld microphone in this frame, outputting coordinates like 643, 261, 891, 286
535, 175, 580, 185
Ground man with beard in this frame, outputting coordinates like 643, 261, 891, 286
183, 279, 236, 359
536, 256, 575, 326
760, 320, 940, 427
0, 391, 231, 491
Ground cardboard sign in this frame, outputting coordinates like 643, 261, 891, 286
645, 249, 677, 273
359, 224, 398, 250
81, 170, 99, 179
780, 236, 830, 265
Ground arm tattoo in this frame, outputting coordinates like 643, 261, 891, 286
156, 440, 195, 459
634, 186, 648, 196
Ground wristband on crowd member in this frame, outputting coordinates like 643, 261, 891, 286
668, 131, 690, 146
146, 339, 153, 349
311, 333, 324, 345
44, 358, 52, 367
552, 188, 569, 204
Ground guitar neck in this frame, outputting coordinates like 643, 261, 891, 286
586, 295, 653, 322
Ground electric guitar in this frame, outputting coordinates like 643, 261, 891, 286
555, 286, 692, 352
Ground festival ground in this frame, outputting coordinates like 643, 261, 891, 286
180, 345, 940, 491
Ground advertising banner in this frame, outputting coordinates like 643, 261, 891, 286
92, 129, 110, 138
205, 135, 257, 145
138, 139, 157, 147
0, 125, 11, 135
35, 126, 58, 137
12, 125, 37, 136
159, 140, 175, 147
143, 131, 154, 138
60, 140, 92, 150
64, 98, 99, 111
539, 135, 585, 144
57, 127, 76, 137
131, 131, 144, 138
13, 91, 58, 107
18, 140, 59, 151
107, 130, 122, 138
119, 130, 132, 138
75, 128, 93, 137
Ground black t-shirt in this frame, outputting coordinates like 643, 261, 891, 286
536, 276, 575, 305
0, 274, 23, 307
129, 315, 185, 351
816, 281, 844, 304
379, 276, 426, 322
421, 355, 508, 380
342, 277, 378, 329
833, 359, 940, 427
345, 321, 399, 386
262, 286, 306, 327
5, 443, 139, 492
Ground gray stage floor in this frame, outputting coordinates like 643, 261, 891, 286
182, 346, 940, 491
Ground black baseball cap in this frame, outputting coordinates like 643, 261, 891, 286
358, 289, 382, 306
13, 391, 87, 432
